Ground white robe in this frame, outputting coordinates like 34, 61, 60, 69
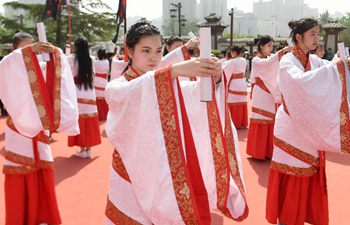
105, 47, 247, 224
250, 53, 281, 122
273, 52, 350, 170
223, 57, 248, 104
0, 47, 79, 172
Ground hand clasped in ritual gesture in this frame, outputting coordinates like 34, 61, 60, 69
31, 42, 55, 54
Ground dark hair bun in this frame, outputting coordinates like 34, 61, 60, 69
288, 20, 297, 30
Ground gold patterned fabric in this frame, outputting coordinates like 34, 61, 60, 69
111, 149, 131, 182
270, 160, 317, 177
230, 73, 244, 80
77, 98, 96, 105
105, 198, 142, 225
154, 65, 201, 224
274, 136, 319, 167
22, 46, 62, 131
4, 117, 52, 174
254, 77, 271, 94
335, 60, 350, 154
206, 82, 247, 220
79, 113, 98, 118
228, 90, 247, 95
291, 45, 311, 72
123, 67, 140, 81
252, 107, 275, 120
180, 45, 191, 60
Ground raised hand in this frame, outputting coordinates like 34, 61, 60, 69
170, 58, 216, 79
31, 42, 55, 53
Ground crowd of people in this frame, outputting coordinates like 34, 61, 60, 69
1, 16, 350, 225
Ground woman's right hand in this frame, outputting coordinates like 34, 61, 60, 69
31, 42, 55, 53
170, 58, 216, 79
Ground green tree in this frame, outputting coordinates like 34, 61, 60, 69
339, 12, 350, 47
0, 0, 117, 49
318, 10, 333, 26
162, 18, 200, 36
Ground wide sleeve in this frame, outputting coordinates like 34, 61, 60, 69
0, 50, 44, 137
157, 45, 190, 69
279, 55, 350, 153
57, 50, 80, 135
105, 71, 188, 224
110, 58, 128, 81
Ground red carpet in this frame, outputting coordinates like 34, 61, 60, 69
1, 98, 350, 224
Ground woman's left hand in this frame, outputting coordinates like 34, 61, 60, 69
211, 57, 222, 83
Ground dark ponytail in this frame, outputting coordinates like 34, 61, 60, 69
74, 37, 93, 91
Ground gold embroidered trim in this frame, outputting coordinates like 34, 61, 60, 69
274, 136, 319, 167
4, 150, 54, 169
123, 67, 140, 81
230, 73, 244, 79
207, 86, 247, 219
96, 97, 105, 100
6, 117, 50, 144
3, 165, 37, 174
291, 45, 311, 71
22, 47, 50, 130
228, 102, 247, 106
105, 197, 142, 225
270, 160, 317, 177
52, 48, 62, 129
155, 65, 200, 224
254, 77, 271, 94
336, 60, 350, 154
249, 118, 274, 124
112, 149, 131, 182
79, 113, 98, 118
228, 90, 247, 95
181, 45, 191, 60
94, 86, 105, 91
252, 107, 275, 119
77, 98, 96, 105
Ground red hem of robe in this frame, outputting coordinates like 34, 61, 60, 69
246, 123, 274, 159
229, 104, 248, 129
68, 116, 101, 147
5, 168, 61, 224
96, 98, 109, 121
266, 167, 329, 225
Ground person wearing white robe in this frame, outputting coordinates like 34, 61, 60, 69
223, 45, 248, 129
266, 18, 350, 225
105, 21, 248, 225
0, 40, 79, 224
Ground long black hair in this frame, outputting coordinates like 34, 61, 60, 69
122, 21, 161, 74
288, 18, 320, 45
74, 37, 93, 90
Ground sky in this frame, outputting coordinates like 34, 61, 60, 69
0, 0, 348, 18
103, 0, 348, 19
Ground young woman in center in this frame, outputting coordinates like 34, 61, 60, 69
104, 21, 248, 224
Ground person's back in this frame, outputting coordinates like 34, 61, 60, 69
94, 48, 110, 120
67, 37, 101, 158
1, 32, 79, 224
